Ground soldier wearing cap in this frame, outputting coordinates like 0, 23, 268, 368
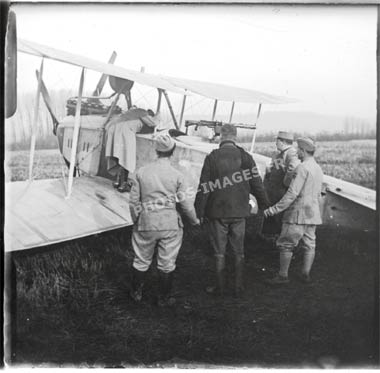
263, 137, 324, 284
129, 134, 199, 306
263, 131, 300, 234
195, 124, 269, 297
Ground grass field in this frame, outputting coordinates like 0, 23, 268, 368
251, 139, 376, 190
9, 223, 377, 367
5, 140, 378, 367
5, 139, 376, 189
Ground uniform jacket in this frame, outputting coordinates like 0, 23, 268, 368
269, 157, 324, 225
194, 141, 269, 219
130, 158, 198, 231
264, 146, 300, 204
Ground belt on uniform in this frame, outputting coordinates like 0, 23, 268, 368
141, 200, 176, 209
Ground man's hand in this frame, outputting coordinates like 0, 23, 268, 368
263, 208, 274, 218
199, 217, 208, 225
192, 218, 201, 226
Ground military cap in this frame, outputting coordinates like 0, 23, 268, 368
155, 134, 176, 152
296, 137, 316, 152
276, 131, 294, 141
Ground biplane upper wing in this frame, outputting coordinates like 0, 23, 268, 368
162, 76, 295, 104
18, 39, 186, 94
18, 39, 295, 104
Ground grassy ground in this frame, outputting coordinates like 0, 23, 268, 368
5, 149, 68, 182
10, 222, 378, 367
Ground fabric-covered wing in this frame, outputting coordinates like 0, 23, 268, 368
162, 76, 296, 104
18, 39, 185, 94
19, 39, 295, 104
5, 176, 133, 252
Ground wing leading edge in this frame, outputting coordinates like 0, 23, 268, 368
18, 39, 186, 95
18, 38, 295, 104
162, 76, 295, 104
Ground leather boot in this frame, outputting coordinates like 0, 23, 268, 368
117, 168, 132, 193
157, 271, 176, 307
206, 256, 225, 296
129, 267, 146, 302
112, 169, 120, 188
234, 255, 245, 297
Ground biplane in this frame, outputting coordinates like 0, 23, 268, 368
4, 15, 376, 254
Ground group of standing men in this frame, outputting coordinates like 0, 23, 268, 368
128, 124, 324, 306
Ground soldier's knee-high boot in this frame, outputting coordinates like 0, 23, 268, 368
130, 267, 146, 302
216, 256, 226, 295
158, 270, 176, 307
206, 256, 225, 296
234, 255, 245, 297
113, 167, 121, 188
118, 167, 132, 193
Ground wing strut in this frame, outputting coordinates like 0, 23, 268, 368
229, 101, 235, 123
92, 51, 117, 97
156, 89, 163, 113
28, 58, 44, 181
211, 99, 218, 121
35, 70, 60, 134
249, 103, 262, 153
125, 91, 132, 109
163, 90, 179, 129
178, 93, 187, 129
104, 80, 135, 128
66, 67, 85, 198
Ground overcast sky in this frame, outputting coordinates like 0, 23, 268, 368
13, 4, 377, 122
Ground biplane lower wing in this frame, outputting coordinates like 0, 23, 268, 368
5, 176, 132, 253
5, 135, 376, 253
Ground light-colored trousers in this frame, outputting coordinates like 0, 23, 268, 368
132, 228, 183, 273
276, 223, 316, 252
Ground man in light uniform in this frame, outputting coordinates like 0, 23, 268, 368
264, 137, 324, 284
263, 131, 300, 234
129, 134, 199, 306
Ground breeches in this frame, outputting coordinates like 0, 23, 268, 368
208, 218, 246, 257
132, 228, 183, 273
276, 223, 316, 252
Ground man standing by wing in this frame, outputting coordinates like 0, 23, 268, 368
195, 124, 269, 297
263, 131, 300, 235
129, 134, 199, 306
264, 137, 324, 285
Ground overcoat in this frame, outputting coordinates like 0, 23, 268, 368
269, 157, 324, 225
195, 141, 269, 219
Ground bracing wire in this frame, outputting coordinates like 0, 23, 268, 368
133, 86, 156, 109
